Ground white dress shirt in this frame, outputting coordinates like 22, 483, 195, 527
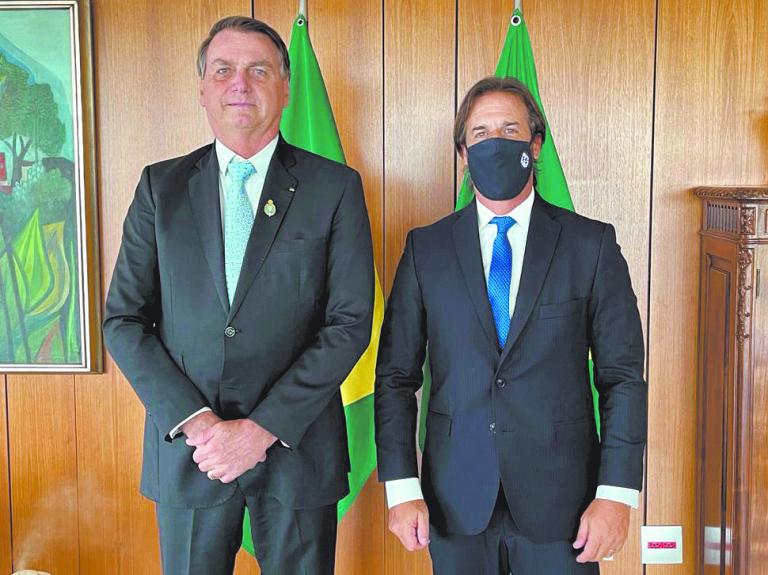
385, 192, 639, 510
168, 136, 279, 440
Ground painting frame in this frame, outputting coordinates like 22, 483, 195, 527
0, 0, 101, 372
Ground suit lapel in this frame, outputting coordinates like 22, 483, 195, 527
453, 200, 499, 350
188, 146, 229, 313
499, 195, 561, 364
228, 138, 298, 320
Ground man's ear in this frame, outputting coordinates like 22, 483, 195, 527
282, 76, 290, 108
459, 145, 468, 169
531, 134, 543, 160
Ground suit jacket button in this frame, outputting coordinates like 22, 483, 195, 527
495, 378, 506, 388
489, 422, 496, 433
224, 326, 237, 338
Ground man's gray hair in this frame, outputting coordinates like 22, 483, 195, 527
197, 16, 290, 78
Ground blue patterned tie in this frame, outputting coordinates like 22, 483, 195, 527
487, 216, 516, 349
224, 158, 256, 304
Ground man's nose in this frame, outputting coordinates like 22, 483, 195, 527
230, 69, 249, 92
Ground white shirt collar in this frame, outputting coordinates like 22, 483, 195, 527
215, 135, 280, 177
475, 189, 535, 232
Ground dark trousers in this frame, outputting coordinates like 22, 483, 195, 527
429, 489, 599, 575
156, 488, 337, 575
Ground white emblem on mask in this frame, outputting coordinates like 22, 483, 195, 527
520, 152, 530, 168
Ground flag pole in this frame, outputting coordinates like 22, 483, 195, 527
299, 0, 307, 18
515, 0, 522, 11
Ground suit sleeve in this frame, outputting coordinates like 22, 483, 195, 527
247, 169, 374, 447
374, 231, 427, 481
588, 223, 647, 490
103, 167, 209, 439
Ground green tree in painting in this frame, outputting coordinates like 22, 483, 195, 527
2, 165, 72, 236
0, 52, 65, 185
0, 50, 76, 365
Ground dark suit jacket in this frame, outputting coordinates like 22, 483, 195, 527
375, 195, 646, 542
104, 137, 374, 510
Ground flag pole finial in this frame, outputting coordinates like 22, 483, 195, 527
511, 0, 522, 25
299, 0, 307, 18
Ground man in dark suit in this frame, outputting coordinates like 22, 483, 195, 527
103, 16, 373, 575
375, 77, 647, 574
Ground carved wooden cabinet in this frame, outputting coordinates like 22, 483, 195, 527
694, 187, 767, 574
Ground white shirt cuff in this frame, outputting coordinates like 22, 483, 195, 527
169, 407, 212, 439
595, 485, 639, 508
385, 477, 424, 509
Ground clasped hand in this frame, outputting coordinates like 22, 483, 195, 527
388, 500, 430, 552
182, 412, 277, 483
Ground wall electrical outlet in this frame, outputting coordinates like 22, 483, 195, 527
641, 525, 683, 564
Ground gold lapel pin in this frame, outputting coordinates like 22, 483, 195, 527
264, 199, 277, 217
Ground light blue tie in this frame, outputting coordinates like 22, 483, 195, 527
224, 158, 256, 304
487, 216, 516, 349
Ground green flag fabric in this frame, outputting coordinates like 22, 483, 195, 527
279, 16, 345, 165
242, 13, 384, 555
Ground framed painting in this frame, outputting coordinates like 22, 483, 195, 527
0, 0, 100, 372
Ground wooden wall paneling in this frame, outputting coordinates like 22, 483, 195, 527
650, 0, 768, 573
456, 0, 508, 103
74, 366, 157, 575
383, 0, 455, 294
77, 1, 250, 573
383, 0, 455, 573
458, 1, 654, 572
0, 376, 11, 575
8, 375, 78, 574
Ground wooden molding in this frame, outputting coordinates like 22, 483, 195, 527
737, 246, 754, 350
693, 187, 768, 200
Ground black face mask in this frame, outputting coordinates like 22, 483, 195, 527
466, 137, 533, 201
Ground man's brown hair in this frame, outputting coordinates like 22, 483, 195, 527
454, 76, 546, 154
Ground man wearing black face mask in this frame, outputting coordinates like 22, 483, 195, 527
375, 77, 646, 575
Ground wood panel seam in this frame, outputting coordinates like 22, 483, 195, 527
72, 375, 82, 573
2, 377, 12, 572
381, 0, 387, 290
452, 0, 459, 208
643, 7, 661, 574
